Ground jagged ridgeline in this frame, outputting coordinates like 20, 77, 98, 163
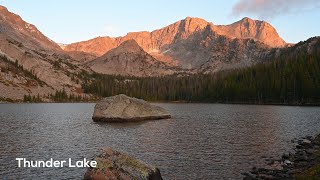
82, 37, 320, 105
1, 4, 320, 104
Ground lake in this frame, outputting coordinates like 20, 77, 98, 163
1, 103, 320, 179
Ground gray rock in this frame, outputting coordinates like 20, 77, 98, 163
306, 136, 313, 140
259, 174, 274, 179
301, 139, 313, 148
84, 148, 163, 180
282, 153, 289, 159
306, 149, 317, 155
296, 154, 308, 161
284, 160, 293, 165
296, 144, 303, 149
242, 172, 257, 179
92, 94, 171, 122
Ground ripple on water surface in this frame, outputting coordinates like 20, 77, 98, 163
1, 103, 320, 179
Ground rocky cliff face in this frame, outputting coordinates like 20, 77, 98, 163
65, 17, 210, 57
0, 5, 289, 79
161, 25, 271, 71
0, 5, 314, 102
64, 17, 286, 73
87, 40, 179, 76
64, 36, 117, 57
0, 5, 86, 100
0, 6, 61, 51
216, 17, 286, 48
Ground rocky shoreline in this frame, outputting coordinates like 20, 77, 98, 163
243, 134, 320, 179
0, 100, 11, 103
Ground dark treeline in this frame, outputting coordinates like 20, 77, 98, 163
49, 89, 92, 102
23, 94, 42, 103
23, 89, 94, 103
82, 39, 320, 104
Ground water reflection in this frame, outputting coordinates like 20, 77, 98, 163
1, 103, 320, 179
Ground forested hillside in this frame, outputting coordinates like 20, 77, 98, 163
82, 37, 320, 105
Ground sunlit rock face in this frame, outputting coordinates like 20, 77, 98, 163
0, 5, 86, 98
87, 40, 179, 76
65, 16, 286, 73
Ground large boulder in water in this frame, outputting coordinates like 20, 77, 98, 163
84, 148, 163, 180
92, 94, 171, 122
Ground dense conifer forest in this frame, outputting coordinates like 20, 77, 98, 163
82, 38, 320, 105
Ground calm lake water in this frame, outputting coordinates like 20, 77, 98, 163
1, 103, 320, 179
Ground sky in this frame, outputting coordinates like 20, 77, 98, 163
0, 0, 319, 44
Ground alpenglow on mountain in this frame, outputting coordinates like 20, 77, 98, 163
2, 4, 309, 102
64, 16, 287, 73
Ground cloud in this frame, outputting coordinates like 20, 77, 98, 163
232, 0, 320, 19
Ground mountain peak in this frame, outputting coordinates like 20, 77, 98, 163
236, 17, 264, 26
65, 15, 288, 60
181, 16, 210, 30
183, 16, 207, 22
88, 39, 174, 77
0, 5, 8, 12
0, 5, 61, 50
168, 16, 211, 40
239, 17, 271, 26
116, 39, 143, 52
216, 17, 286, 47
240, 17, 254, 22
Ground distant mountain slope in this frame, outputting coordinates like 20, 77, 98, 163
216, 17, 286, 48
0, 6, 61, 51
64, 17, 287, 73
0, 4, 318, 103
87, 40, 179, 76
65, 36, 117, 57
160, 24, 271, 70
65, 17, 286, 55
83, 37, 320, 105
0, 5, 86, 99
0, 53, 54, 101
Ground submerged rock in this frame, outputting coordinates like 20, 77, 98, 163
84, 148, 163, 180
92, 94, 171, 122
